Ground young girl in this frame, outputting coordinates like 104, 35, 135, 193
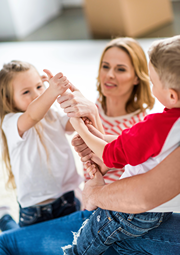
0, 60, 82, 228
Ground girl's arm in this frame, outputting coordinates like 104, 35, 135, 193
70, 117, 107, 160
18, 70, 70, 137
83, 146, 180, 213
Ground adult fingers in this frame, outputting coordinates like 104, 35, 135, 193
69, 82, 79, 92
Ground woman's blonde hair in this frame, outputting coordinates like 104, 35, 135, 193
0, 60, 46, 189
148, 35, 180, 91
97, 37, 155, 114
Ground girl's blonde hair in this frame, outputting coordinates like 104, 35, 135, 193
0, 60, 45, 189
148, 35, 180, 91
97, 37, 155, 114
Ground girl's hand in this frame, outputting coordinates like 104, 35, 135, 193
43, 69, 70, 97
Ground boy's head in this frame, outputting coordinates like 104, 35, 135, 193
148, 35, 180, 91
148, 35, 180, 108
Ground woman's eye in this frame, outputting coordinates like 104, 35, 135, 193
117, 68, 126, 72
102, 65, 109, 69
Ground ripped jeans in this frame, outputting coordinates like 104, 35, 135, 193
63, 208, 172, 255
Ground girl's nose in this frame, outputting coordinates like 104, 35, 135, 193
32, 91, 40, 100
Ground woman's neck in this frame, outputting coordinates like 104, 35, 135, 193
105, 97, 127, 117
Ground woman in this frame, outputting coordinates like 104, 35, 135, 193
0, 38, 179, 254
59, 37, 154, 184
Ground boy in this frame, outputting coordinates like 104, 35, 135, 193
63, 35, 180, 255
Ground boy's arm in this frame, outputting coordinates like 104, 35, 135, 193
18, 70, 70, 137
83, 146, 180, 213
70, 117, 107, 160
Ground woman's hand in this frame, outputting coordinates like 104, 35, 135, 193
57, 86, 98, 127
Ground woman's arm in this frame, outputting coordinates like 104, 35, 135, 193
83, 146, 180, 213
57, 84, 105, 134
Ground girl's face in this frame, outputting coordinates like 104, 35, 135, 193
12, 68, 45, 112
99, 47, 138, 100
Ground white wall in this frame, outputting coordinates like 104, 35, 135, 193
0, 0, 63, 40
0, 0, 16, 39
62, 0, 83, 7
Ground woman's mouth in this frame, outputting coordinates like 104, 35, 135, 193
104, 82, 117, 88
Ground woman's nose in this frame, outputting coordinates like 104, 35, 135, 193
107, 68, 115, 78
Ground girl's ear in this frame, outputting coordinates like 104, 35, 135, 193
133, 76, 139, 86
169, 89, 178, 105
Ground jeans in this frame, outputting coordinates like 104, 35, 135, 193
0, 210, 180, 255
19, 190, 78, 227
0, 215, 19, 232
63, 208, 172, 254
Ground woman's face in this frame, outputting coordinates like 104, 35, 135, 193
99, 47, 138, 100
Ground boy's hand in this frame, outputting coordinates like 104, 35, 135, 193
70, 117, 87, 131
43, 69, 70, 98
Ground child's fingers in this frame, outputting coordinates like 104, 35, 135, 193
87, 163, 98, 179
43, 69, 54, 80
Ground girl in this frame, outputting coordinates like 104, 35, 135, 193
0, 60, 82, 229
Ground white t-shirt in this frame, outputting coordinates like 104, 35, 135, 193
2, 107, 82, 208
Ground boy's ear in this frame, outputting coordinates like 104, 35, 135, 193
169, 89, 178, 105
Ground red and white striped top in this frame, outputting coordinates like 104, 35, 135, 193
83, 99, 146, 184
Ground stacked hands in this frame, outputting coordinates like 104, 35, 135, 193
42, 69, 107, 210
42, 68, 106, 179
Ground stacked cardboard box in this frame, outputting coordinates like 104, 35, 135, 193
83, 0, 173, 38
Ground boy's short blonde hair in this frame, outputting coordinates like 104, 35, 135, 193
148, 35, 180, 91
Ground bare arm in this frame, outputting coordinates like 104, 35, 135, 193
57, 84, 105, 133
18, 70, 70, 137
83, 146, 180, 213
70, 117, 107, 160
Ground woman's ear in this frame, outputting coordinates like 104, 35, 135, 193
169, 89, 178, 105
133, 76, 139, 85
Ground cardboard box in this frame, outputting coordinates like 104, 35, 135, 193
83, 0, 173, 38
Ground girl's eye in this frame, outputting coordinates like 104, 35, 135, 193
37, 85, 42, 89
23, 91, 29, 95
